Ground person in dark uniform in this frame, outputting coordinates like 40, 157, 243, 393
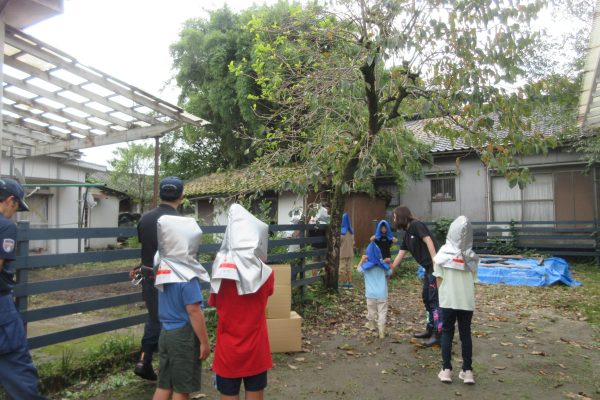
0, 178, 46, 399
391, 205, 440, 347
129, 177, 184, 381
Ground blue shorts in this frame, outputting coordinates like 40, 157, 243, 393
215, 371, 268, 396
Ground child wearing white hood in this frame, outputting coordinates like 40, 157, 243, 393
433, 216, 479, 385
209, 204, 274, 400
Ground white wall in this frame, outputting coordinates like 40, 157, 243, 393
213, 199, 232, 226
400, 156, 488, 222
88, 193, 119, 249
277, 191, 304, 224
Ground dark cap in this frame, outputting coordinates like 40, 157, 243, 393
0, 178, 29, 211
159, 176, 184, 200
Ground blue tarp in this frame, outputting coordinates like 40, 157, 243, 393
417, 257, 581, 287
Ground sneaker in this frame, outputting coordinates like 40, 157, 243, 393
364, 321, 376, 331
459, 370, 475, 385
438, 368, 452, 384
134, 361, 157, 381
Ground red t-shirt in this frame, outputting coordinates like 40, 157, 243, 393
209, 271, 274, 378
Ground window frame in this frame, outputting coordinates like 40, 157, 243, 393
430, 177, 456, 202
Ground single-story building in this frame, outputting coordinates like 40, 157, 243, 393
184, 166, 389, 247
383, 119, 599, 226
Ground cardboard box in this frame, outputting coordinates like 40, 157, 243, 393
269, 264, 291, 286
266, 284, 292, 319
267, 311, 302, 353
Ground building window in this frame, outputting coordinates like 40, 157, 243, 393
491, 174, 554, 221
431, 178, 456, 202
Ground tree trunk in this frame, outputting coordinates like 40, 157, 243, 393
324, 183, 344, 290
323, 156, 360, 291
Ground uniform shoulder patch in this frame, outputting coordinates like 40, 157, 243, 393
2, 238, 15, 253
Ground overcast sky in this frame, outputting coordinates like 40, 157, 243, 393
25, 0, 278, 167
24, 1, 578, 168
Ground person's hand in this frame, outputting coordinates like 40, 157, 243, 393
129, 267, 140, 280
199, 342, 211, 361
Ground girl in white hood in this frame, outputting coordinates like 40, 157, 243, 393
433, 216, 479, 385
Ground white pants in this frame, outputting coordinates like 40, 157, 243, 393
366, 298, 388, 326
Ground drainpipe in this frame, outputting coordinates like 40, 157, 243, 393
153, 137, 160, 208
0, 20, 5, 175
484, 164, 491, 221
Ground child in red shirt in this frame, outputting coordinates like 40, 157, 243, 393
209, 204, 274, 400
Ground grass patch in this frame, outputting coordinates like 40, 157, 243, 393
36, 334, 139, 395
555, 261, 600, 326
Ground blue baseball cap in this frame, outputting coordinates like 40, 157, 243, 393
159, 176, 184, 200
0, 178, 29, 211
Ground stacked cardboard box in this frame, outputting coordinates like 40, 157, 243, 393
266, 264, 302, 353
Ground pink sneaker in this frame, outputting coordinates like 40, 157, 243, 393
438, 368, 452, 383
459, 370, 475, 385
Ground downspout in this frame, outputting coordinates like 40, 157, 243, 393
485, 164, 492, 221
0, 20, 5, 175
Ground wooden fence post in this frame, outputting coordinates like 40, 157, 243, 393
594, 219, 600, 266
16, 220, 30, 331
298, 223, 306, 299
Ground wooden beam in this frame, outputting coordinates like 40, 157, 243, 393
29, 122, 180, 157
3, 74, 133, 129
5, 27, 204, 126
3, 102, 87, 138
5, 55, 160, 125
2, 115, 64, 142
3, 90, 119, 133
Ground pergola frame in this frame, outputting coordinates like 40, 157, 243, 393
579, 0, 600, 128
1, 25, 206, 159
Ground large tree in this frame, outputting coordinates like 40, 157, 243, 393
168, 6, 270, 176
233, 0, 556, 290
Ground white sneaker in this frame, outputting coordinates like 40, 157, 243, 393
364, 321, 376, 331
438, 368, 452, 383
459, 370, 475, 385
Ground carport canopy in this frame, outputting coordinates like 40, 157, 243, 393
579, 0, 600, 129
1, 25, 207, 159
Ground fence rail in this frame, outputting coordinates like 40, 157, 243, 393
14, 222, 327, 350
13, 219, 600, 350
424, 220, 600, 259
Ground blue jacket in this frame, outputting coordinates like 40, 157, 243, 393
341, 212, 353, 235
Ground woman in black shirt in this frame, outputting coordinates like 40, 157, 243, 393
391, 206, 440, 347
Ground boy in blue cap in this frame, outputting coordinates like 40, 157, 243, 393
357, 242, 393, 339
0, 178, 46, 399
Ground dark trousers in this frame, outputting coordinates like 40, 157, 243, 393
440, 308, 473, 371
422, 271, 440, 330
140, 278, 160, 362
0, 295, 46, 399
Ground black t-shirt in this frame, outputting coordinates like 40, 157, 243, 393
374, 237, 392, 259
0, 214, 17, 293
400, 220, 436, 272
137, 204, 178, 267
308, 226, 327, 249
